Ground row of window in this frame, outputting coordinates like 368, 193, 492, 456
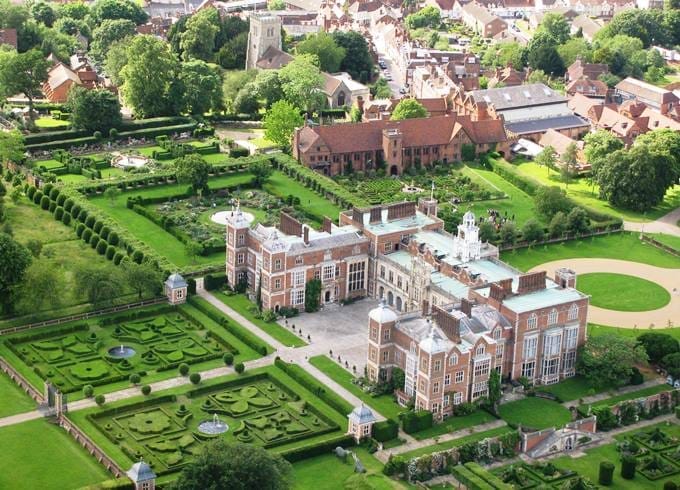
520, 351, 576, 379
526, 304, 580, 329
522, 327, 578, 360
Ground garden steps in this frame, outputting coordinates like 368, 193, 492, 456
561, 378, 666, 409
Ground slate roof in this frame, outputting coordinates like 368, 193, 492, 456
616, 77, 679, 105
505, 115, 589, 135
165, 273, 188, 289
469, 84, 566, 111
127, 461, 156, 483
348, 405, 377, 424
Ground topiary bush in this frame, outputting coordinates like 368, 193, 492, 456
132, 250, 144, 264
179, 363, 190, 376
53, 206, 64, 220
141, 385, 151, 396
64, 198, 74, 212
129, 373, 141, 384
96, 239, 107, 255
599, 461, 614, 486
83, 385, 94, 398
62, 212, 71, 226
113, 252, 124, 265
621, 454, 637, 479
189, 373, 201, 384
93, 221, 103, 234
56, 194, 66, 206
664, 481, 678, 490
33, 190, 43, 205
108, 231, 119, 246
109, 128, 119, 139
85, 215, 95, 228
40, 195, 50, 210
48, 201, 57, 213
235, 362, 245, 374
223, 353, 234, 366
82, 228, 92, 242
89, 233, 100, 248
95, 394, 105, 406
105, 245, 116, 260
49, 188, 60, 201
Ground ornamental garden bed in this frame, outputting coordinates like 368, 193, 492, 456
79, 369, 345, 477
4, 305, 241, 394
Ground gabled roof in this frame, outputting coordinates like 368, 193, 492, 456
469, 84, 566, 111
256, 46, 294, 70
570, 14, 602, 39
461, 2, 504, 25
297, 115, 506, 154
539, 129, 582, 156
616, 77, 679, 105
566, 77, 608, 98
45, 63, 81, 90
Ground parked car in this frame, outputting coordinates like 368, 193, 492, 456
385, 74, 393, 81
399, 87, 406, 94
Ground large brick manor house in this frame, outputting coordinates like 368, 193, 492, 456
225, 197, 589, 419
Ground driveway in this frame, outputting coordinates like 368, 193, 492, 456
624, 206, 680, 238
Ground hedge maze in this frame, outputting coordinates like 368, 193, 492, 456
87, 372, 340, 475
6, 307, 237, 393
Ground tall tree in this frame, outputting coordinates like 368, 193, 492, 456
56, 2, 90, 20
172, 441, 292, 490
250, 160, 273, 188
253, 70, 283, 109
482, 41, 525, 69
578, 334, 647, 388
405, 5, 440, 30
296, 32, 345, 73
75, 265, 124, 309
0, 233, 32, 314
0, 49, 49, 117
487, 369, 502, 415
174, 154, 210, 194
264, 100, 303, 149
89, 18, 136, 63
119, 35, 182, 117
583, 130, 623, 177
332, 31, 373, 83
103, 38, 130, 86
278, 54, 325, 116
216, 31, 248, 69
561, 142, 578, 188
537, 12, 571, 44
179, 60, 223, 115
67, 87, 122, 133
17, 260, 65, 314
534, 145, 556, 172
90, 0, 147, 25
534, 186, 571, 220
557, 38, 592, 67
525, 32, 564, 75
31, 2, 56, 27
180, 7, 220, 61
390, 99, 428, 120
0, 130, 25, 164
122, 261, 162, 300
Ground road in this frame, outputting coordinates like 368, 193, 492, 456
373, 32, 405, 98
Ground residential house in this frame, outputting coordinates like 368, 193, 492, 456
566, 77, 609, 99
569, 14, 602, 42
461, 2, 507, 39
487, 64, 526, 88
566, 59, 608, 82
615, 77, 680, 117
362, 97, 450, 121
528, 8, 577, 30
538, 128, 588, 171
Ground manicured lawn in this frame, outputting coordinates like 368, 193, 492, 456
514, 160, 680, 223
577, 273, 670, 312
501, 232, 680, 271
0, 370, 36, 417
0, 419, 109, 490
398, 426, 513, 459
265, 171, 343, 224
589, 323, 680, 340
584, 383, 670, 411
213, 292, 307, 348
460, 163, 538, 226
410, 410, 497, 440
650, 233, 680, 252
309, 355, 404, 421
538, 376, 605, 403
34, 117, 70, 129
548, 422, 680, 490
88, 175, 255, 268
498, 397, 571, 430
293, 447, 407, 490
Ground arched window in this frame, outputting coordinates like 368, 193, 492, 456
396, 296, 403, 311
527, 313, 538, 329
387, 291, 393, 306
548, 309, 558, 325
568, 303, 579, 321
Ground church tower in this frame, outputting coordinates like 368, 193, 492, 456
245, 13, 282, 70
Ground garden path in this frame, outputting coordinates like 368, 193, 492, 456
561, 378, 666, 409
0, 409, 43, 428
624, 206, 680, 237
372, 419, 508, 463
529, 258, 680, 328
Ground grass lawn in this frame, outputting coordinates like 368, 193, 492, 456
265, 171, 343, 224
34, 117, 70, 129
0, 419, 109, 490
87, 174, 255, 269
213, 292, 306, 348
0, 370, 36, 418
585, 383, 671, 411
33, 158, 66, 170
309, 355, 404, 421
501, 232, 680, 271
293, 446, 407, 490
538, 376, 606, 403
498, 397, 571, 430
578, 273, 671, 312
589, 323, 680, 340
460, 163, 538, 226
548, 422, 680, 490
514, 160, 680, 223
650, 233, 680, 252
410, 410, 497, 440
399, 426, 513, 459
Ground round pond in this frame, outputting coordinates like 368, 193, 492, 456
112, 154, 150, 169
107, 345, 137, 359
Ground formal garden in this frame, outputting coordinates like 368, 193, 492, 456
69, 366, 351, 481
0, 302, 268, 398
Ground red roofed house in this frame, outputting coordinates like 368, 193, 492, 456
566, 77, 609, 99
566, 59, 608, 82
292, 111, 508, 176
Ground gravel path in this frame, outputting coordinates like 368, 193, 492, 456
531, 258, 680, 328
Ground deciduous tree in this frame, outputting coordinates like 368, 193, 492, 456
74, 265, 124, 309
174, 154, 210, 194
297, 32, 345, 73
278, 54, 325, 116
390, 98, 428, 120
180, 7, 219, 61
264, 100, 303, 149
89, 18, 136, 63
179, 60, 223, 115
90, 0, 147, 25
332, 31, 373, 83
67, 87, 122, 133
0, 49, 49, 117
0, 233, 31, 314
123, 261, 163, 300
0, 130, 25, 164
578, 334, 647, 388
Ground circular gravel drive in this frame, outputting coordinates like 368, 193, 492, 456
529, 258, 680, 328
